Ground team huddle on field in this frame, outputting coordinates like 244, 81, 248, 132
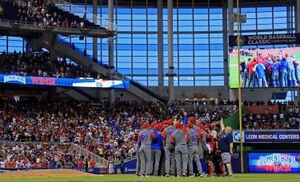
136, 118, 234, 177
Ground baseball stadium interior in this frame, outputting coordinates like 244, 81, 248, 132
0, 0, 299, 181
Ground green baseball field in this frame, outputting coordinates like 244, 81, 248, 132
229, 47, 300, 88
0, 169, 299, 182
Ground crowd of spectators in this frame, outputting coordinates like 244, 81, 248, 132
1, 96, 298, 169
0, 0, 96, 28
0, 99, 161, 163
243, 101, 300, 130
0, 98, 237, 164
243, 111, 300, 130
0, 142, 98, 169
0, 142, 77, 168
0, 51, 98, 78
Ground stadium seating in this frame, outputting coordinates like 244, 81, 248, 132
243, 101, 300, 130
0, 51, 98, 78
0, 98, 237, 163
0, 142, 92, 169
0, 0, 102, 29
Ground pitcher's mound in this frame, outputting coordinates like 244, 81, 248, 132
0, 169, 98, 179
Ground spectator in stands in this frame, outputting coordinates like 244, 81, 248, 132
2, 96, 297, 173
0, 0, 98, 28
0, 143, 78, 169
243, 101, 300, 130
0, 98, 238, 163
0, 51, 97, 78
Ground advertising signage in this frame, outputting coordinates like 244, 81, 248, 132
249, 153, 300, 173
0, 74, 130, 89
233, 130, 300, 143
229, 33, 300, 47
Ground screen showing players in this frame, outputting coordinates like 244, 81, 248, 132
229, 47, 300, 88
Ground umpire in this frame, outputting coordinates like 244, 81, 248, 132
219, 119, 233, 176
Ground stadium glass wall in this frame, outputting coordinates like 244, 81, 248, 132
0, 1, 295, 87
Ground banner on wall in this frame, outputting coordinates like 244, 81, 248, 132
249, 153, 300, 173
245, 105, 279, 114
232, 130, 244, 143
229, 33, 300, 47
233, 130, 300, 143
0, 74, 130, 89
115, 158, 137, 174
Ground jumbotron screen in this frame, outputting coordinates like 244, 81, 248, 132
229, 47, 300, 88
249, 153, 300, 173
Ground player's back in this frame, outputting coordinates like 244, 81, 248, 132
187, 128, 199, 146
163, 125, 175, 144
139, 129, 152, 146
172, 129, 187, 146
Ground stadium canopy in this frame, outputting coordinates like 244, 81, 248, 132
68, 0, 290, 7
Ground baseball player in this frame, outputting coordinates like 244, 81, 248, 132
271, 57, 281, 87
135, 142, 141, 176
170, 122, 189, 177
189, 117, 199, 131
150, 123, 163, 176
138, 122, 152, 177
287, 54, 296, 86
253, 59, 268, 87
187, 122, 203, 176
197, 123, 207, 175
280, 56, 288, 87
134, 142, 141, 176
162, 119, 176, 176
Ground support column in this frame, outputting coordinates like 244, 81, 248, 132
93, 0, 98, 63
157, 0, 164, 94
108, 0, 115, 105
228, 0, 235, 101
297, 0, 300, 104
297, 0, 300, 32
228, 0, 234, 36
223, 2, 229, 98
287, 6, 291, 34
167, 0, 174, 102
49, 33, 58, 61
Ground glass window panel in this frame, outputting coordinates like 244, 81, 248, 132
195, 81, 209, 86
211, 80, 224, 86
133, 69, 147, 75
148, 76, 158, 86
148, 69, 158, 75
195, 69, 209, 74
210, 69, 224, 74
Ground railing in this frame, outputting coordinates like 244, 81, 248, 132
69, 143, 108, 168
52, 0, 116, 32
0, 19, 107, 33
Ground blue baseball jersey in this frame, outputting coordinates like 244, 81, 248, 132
271, 62, 280, 74
151, 130, 163, 150
254, 63, 266, 78
280, 58, 288, 72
